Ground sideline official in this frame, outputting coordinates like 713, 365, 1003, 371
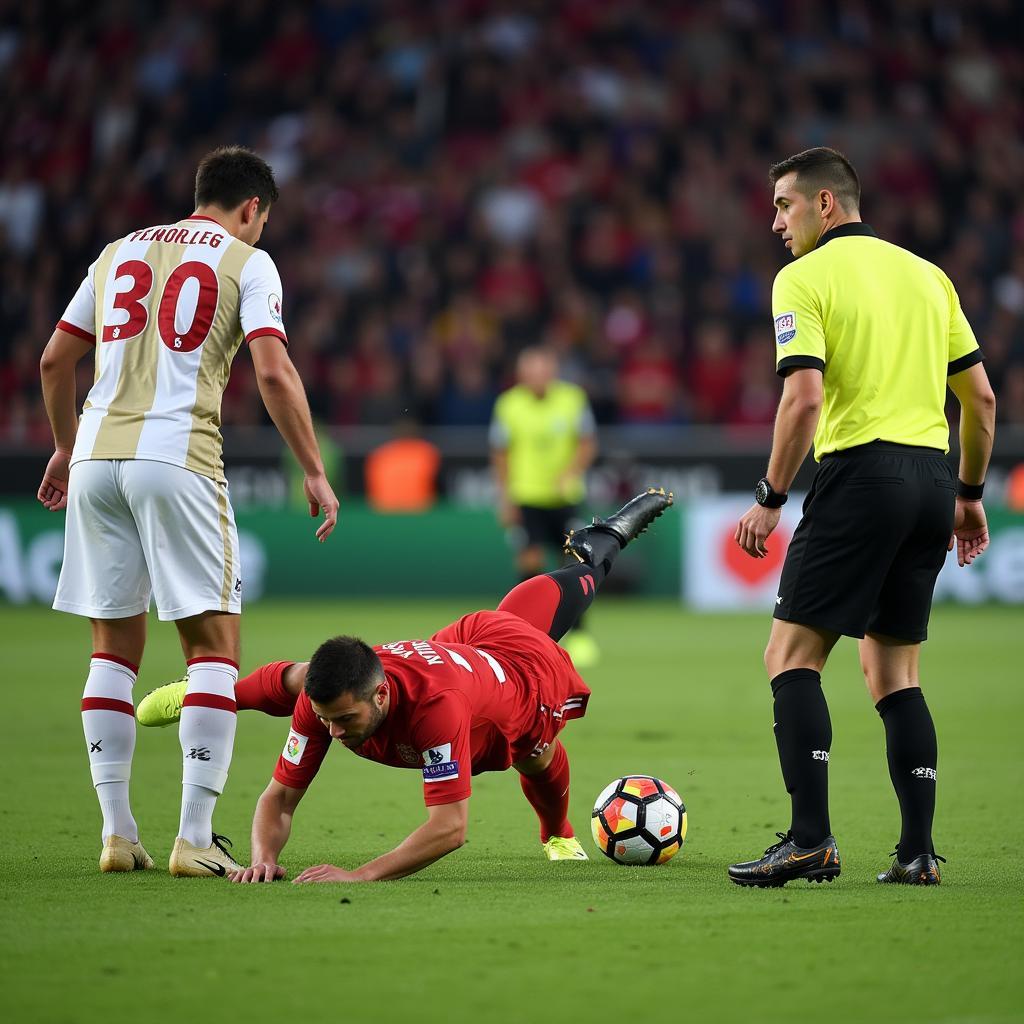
728, 147, 995, 888
490, 347, 599, 665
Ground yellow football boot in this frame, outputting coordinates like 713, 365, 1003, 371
543, 836, 589, 861
136, 677, 187, 728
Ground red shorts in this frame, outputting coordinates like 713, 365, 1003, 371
431, 609, 591, 762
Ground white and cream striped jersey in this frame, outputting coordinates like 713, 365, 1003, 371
57, 214, 287, 483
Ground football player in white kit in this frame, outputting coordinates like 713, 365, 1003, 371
37, 146, 340, 877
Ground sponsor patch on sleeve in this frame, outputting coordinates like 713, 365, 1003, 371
282, 731, 308, 765
774, 311, 797, 346
421, 742, 459, 782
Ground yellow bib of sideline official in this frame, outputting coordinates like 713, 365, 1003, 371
491, 381, 593, 507
772, 224, 982, 459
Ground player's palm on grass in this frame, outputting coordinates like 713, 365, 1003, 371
951, 499, 989, 567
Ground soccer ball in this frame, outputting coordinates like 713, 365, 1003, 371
591, 775, 687, 865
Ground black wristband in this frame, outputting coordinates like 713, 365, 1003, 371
755, 477, 788, 508
956, 479, 984, 500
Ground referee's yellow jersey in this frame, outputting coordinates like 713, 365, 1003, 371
772, 223, 983, 458
489, 381, 595, 507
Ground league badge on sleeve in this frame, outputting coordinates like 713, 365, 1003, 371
283, 731, 308, 765
774, 311, 797, 346
421, 743, 459, 782
268, 293, 283, 324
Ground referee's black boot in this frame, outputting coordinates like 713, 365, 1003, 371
728, 831, 841, 888
876, 849, 943, 885
565, 487, 673, 569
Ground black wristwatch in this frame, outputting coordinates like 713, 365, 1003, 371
755, 477, 788, 508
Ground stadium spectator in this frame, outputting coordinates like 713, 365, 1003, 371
1, 2, 1022, 441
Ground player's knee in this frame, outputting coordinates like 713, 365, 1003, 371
763, 640, 784, 677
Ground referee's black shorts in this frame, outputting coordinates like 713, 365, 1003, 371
774, 441, 955, 642
517, 504, 580, 551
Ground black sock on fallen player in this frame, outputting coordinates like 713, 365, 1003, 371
575, 527, 622, 577
544, 563, 607, 640
876, 687, 937, 860
771, 668, 832, 848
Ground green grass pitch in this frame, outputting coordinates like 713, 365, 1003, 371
2, 599, 1022, 1023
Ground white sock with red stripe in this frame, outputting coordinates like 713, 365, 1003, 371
178, 657, 238, 847
82, 653, 139, 843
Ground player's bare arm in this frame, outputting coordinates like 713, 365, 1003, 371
231, 778, 306, 883
37, 329, 95, 512
490, 448, 519, 527
249, 335, 339, 541
736, 368, 823, 558
557, 433, 598, 496
947, 362, 996, 566
293, 799, 469, 884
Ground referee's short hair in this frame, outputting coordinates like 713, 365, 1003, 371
770, 147, 860, 213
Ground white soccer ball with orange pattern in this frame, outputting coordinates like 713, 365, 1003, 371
591, 775, 687, 865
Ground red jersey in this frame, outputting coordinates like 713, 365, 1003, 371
273, 611, 590, 806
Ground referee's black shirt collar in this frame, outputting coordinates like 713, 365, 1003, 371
815, 223, 877, 249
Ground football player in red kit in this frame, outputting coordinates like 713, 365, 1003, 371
138, 489, 672, 881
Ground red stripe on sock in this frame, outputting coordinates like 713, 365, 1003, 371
187, 656, 240, 670
92, 652, 139, 674
81, 697, 135, 716
182, 693, 237, 713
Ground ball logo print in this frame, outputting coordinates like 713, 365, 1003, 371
591, 775, 687, 865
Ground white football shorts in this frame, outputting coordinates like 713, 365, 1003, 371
53, 459, 242, 621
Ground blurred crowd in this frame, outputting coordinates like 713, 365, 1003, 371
2, 0, 1023, 444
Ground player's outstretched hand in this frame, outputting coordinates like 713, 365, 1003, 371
37, 449, 72, 511
303, 473, 339, 542
735, 504, 782, 558
230, 862, 287, 884
292, 863, 362, 884
950, 497, 989, 567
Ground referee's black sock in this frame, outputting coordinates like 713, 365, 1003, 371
876, 687, 937, 861
770, 668, 832, 848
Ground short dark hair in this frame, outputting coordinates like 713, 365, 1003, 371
304, 636, 384, 705
194, 145, 279, 213
769, 147, 860, 212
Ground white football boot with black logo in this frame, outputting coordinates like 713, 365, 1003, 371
169, 833, 242, 878
99, 835, 155, 872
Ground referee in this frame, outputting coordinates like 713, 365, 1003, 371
728, 148, 996, 888
490, 347, 598, 664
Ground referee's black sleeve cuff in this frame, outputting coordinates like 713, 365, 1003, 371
947, 349, 984, 376
776, 355, 825, 378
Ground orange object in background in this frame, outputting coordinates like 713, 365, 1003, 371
365, 436, 441, 512
1007, 463, 1024, 512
